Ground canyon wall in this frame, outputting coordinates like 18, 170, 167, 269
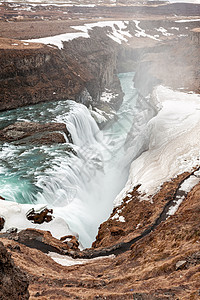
1, 18, 200, 112
0, 28, 122, 112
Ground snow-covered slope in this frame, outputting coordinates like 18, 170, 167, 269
114, 86, 200, 206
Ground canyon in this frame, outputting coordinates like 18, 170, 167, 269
0, 1, 200, 299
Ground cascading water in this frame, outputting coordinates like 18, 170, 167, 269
0, 72, 157, 247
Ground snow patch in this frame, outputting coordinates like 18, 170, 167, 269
0, 199, 73, 239
111, 213, 125, 222
134, 20, 160, 41
23, 21, 132, 49
136, 223, 141, 229
156, 27, 173, 37
180, 175, 200, 193
171, 27, 180, 31
48, 252, 115, 267
167, 197, 184, 216
167, 175, 199, 217
23, 32, 90, 49
175, 18, 200, 23
101, 90, 118, 103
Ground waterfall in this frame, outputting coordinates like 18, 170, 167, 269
0, 72, 157, 247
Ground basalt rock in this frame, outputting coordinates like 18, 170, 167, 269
26, 207, 53, 224
0, 241, 29, 299
0, 121, 73, 145
0, 46, 85, 111
0, 27, 123, 113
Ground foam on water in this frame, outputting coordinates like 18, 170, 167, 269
0, 72, 155, 247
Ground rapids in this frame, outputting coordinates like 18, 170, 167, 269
0, 72, 156, 247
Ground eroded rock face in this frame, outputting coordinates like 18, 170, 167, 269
0, 121, 72, 145
0, 47, 85, 111
0, 28, 123, 112
0, 241, 29, 300
0, 228, 81, 255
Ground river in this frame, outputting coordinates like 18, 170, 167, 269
0, 72, 155, 247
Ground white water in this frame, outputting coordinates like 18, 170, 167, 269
0, 72, 157, 247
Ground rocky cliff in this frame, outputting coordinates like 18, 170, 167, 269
0, 27, 123, 112
0, 45, 84, 111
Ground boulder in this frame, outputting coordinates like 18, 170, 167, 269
26, 207, 53, 224
60, 235, 79, 250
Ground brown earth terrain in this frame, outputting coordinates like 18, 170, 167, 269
0, 1, 200, 299
0, 169, 200, 299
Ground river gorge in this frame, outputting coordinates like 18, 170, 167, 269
0, 2, 200, 299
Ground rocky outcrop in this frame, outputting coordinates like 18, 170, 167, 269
0, 228, 80, 254
60, 235, 80, 250
0, 241, 29, 299
0, 121, 72, 145
0, 27, 123, 112
92, 172, 191, 249
0, 46, 85, 111
62, 28, 123, 110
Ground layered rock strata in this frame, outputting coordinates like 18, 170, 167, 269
0, 29, 123, 112
0, 121, 72, 145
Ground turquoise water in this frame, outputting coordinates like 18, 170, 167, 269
0, 72, 140, 246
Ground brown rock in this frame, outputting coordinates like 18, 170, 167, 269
0, 121, 73, 144
26, 207, 53, 224
0, 216, 5, 231
110, 226, 125, 236
0, 241, 29, 299
0, 196, 5, 200
0, 228, 82, 255
60, 235, 79, 250
0, 32, 123, 113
